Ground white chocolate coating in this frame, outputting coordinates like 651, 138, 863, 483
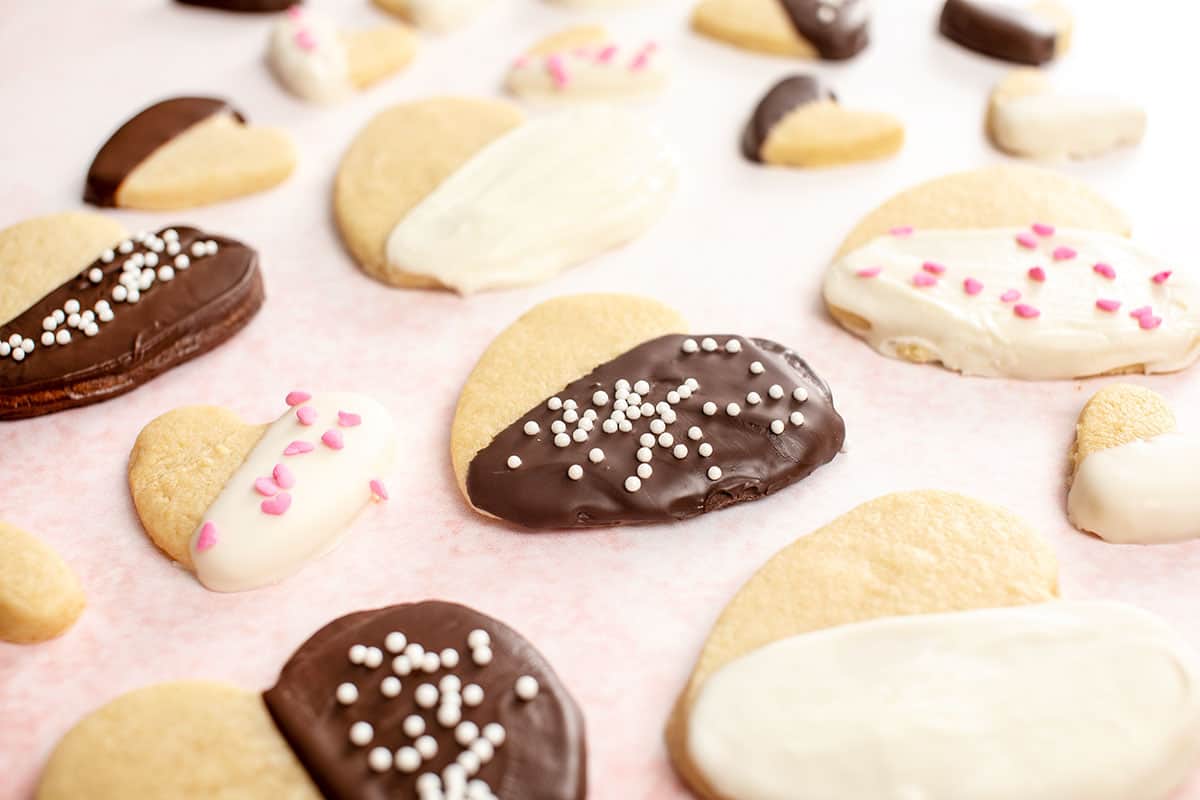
993, 93, 1146, 160
506, 42, 667, 103
689, 601, 1200, 800
267, 10, 352, 104
401, 0, 491, 32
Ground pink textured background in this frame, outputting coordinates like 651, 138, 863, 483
2, 0, 1199, 797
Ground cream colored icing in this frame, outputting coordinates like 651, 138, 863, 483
506, 41, 667, 102
1069, 431, 1200, 544
385, 106, 678, 294
267, 10, 352, 104
403, 0, 491, 32
993, 93, 1146, 159
823, 227, 1200, 379
688, 601, 1200, 800
190, 393, 396, 593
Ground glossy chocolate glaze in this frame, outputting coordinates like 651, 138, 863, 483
742, 75, 836, 162
939, 0, 1058, 65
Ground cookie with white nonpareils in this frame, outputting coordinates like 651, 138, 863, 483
451, 295, 845, 529
507, 26, 667, 104
692, 0, 869, 60
822, 165, 1200, 379
268, 6, 416, 104
0, 214, 262, 419
336, 100, 677, 293
128, 391, 396, 592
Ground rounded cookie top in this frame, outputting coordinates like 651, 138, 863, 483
0, 521, 85, 644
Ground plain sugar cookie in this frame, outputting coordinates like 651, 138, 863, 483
268, 6, 416, 104
506, 26, 667, 103
822, 165, 1200, 379
85, 97, 296, 210
451, 294, 845, 529
337, 100, 677, 293
373, 0, 491, 32
666, 489, 1060, 799
0, 522, 85, 644
1068, 384, 1200, 545
988, 68, 1146, 160
1, 220, 263, 419
742, 75, 903, 167
692, 0, 869, 60
128, 390, 395, 592
939, 0, 1072, 64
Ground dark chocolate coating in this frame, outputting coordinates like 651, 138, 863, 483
264, 601, 587, 800
779, 0, 870, 60
84, 97, 243, 207
0, 227, 262, 420
466, 335, 845, 529
939, 0, 1058, 65
742, 75, 836, 162
175, 0, 297, 12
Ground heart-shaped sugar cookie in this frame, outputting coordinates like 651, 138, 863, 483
506, 25, 668, 103
692, 0, 870, 60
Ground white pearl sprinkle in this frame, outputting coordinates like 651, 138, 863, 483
702, 402, 717, 416
349, 721, 373, 746
405, 643, 426, 662
483, 723, 506, 746
649, 419, 666, 435
205, 240, 218, 256
794, 387, 809, 402
700, 337, 718, 352
167, 241, 181, 256
661, 408, 677, 424
681, 338, 699, 353
507, 455, 522, 469
463, 683, 484, 706
395, 746, 421, 773
673, 444, 688, 459
11, 348, 24, 361
0, 343, 9, 357
470, 738, 495, 764
677, 385, 692, 399
381, 676, 402, 697
592, 390, 609, 406
726, 403, 741, 417
421, 651, 441, 673
640, 402, 655, 417
666, 391, 681, 405
707, 466, 723, 480
626, 405, 642, 420
771, 420, 785, 434
41, 331, 54, 347
349, 644, 367, 664
768, 384, 784, 400
144, 252, 159, 267
636, 447, 653, 463
84, 323, 100, 337
64, 299, 80, 314
563, 409, 579, 424
515, 675, 540, 701
523, 421, 541, 436
52, 310, 65, 324
583, 408, 597, 419
639, 433, 655, 448
699, 443, 714, 457
458, 751, 481, 776
42, 316, 56, 331
126, 289, 140, 304
472, 646, 493, 666
688, 426, 703, 441
437, 704, 462, 728
563, 399, 578, 411
118, 240, 133, 254
571, 428, 588, 443
633, 379, 650, 395
725, 339, 742, 353
468, 629, 490, 649
578, 418, 593, 431
21, 338, 34, 352
130, 254, 144, 270
440, 648, 460, 668
392, 655, 413, 675
551, 420, 566, 434
385, 632, 407, 653
624, 475, 642, 492
415, 684, 439, 708
101, 248, 115, 262
363, 647, 384, 669
67, 312, 81, 328
658, 432, 674, 448
750, 361, 765, 375
791, 411, 806, 426
404, 714, 426, 737
637, 463, 653, 479
175, 254, 190, 270
415, 735, 438, 760
191, 241, 207, 257
602, 419, 618, 434
416, 774, 440, 793
368, 747, 392, 772
437, 676, 461, 695
686, 377, 700, 390
455, 721, 480, 747
548, 397, 562, 411
554, 433, 570, 448
98, 307, 114, 322
619, 420, 633, 432
588, 447, 605, 463
746, 392, 761, 405
444, 763, 467, 786
88, 268, 103, 283
336, 682, 358, 705
567, 464, 583, 480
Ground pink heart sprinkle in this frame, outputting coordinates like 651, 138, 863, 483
322, 429, 344, 450
513, 55, 530, 68
370, 479, 389, 501
1053, 246, 1077, 261
273, 463, 296, 490
1130, 306, 1153, 319
261, 492, 292, 516
295, 30, 316, 51
596, 45, 617, 63
889, 225, 914, 237
1153, 271, 1173, 285
286, 4, 303, 19
1031, 222, 1055, 237
1093, 263, 1116, 280
1095, 299, 1121, 312
338, 411, 362, 428
922, 261, 946, 275
1016, 232, 1038, 249
285, 391, 311, 407
1000, 289, 1021, 303
1014, 304, 1041, 319
963, 278, 984, 296
912, 273, 937, 288
296, 406, 318, 425
1140, 315, 1163, 330
856, 266, 882, 278
1028, 267, 1046, 282
547, 55, 569, 88
196, 522, 218, 552
254, 477, 279, 497
284, 440, 315, 456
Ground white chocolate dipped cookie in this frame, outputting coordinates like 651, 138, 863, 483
506, 26, 667, 104
373, 0, 492, 32
1068, 384, 1200, 545
822, 165, 1200, 379
336, 99, 677, 294
128, 390, 396, 592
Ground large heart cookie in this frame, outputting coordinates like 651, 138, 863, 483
451, 294, 845, 529
988, 68, 1146, 160
1067, 384, 1200, 544
506, 26, 668, 104
939, 0, 1072, 64
336, 100, 677, 294
85, 97, 296, 210
372, 0, 491, 32
692, 0, 869, 60
268, 7, 416, 104
39, 602, 586, 800
128, 390, 396, 592
0, 216, 263, 419
822, 165, 1200, 379
742, 75, 903, 167
0, 521, 85, 644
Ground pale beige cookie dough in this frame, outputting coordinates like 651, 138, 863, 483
344, 25, 416, 87
333, 97, 526, 287
693, 0, 819, 58
0, 522, 85, 644
1070, 384, 1174, 475
37, 682, 320, 800
450, 293, 687, 500
0, 212, 126, 327
128, 405, 266, 570
666, 490, 1060, 800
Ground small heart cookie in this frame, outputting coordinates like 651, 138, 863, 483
0, 521, 85, 644
0, 218, 263, 419
268, 7, 416, 104
128, 391, 396, 592
372, 0, 491, 32
822, 165, 1200, 379
1067, 384, 1200, 544
988, 68, 1146, 160
85, 97, 296, 210
451, 294, 845, 529
506, 26, 667, 104
742, 75, 904, 167
692, 0, 869, 60
939, 0, 1072, 64
336, 100, 677, 293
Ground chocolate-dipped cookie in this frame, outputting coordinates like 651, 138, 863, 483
85, 96, 295, 210
176, 0, 297, 12
451, 295, 845, 529
938, 0, 1072, 65
692, 0, 869, 61
264, 601, 587, 800
0, 218, 263, 420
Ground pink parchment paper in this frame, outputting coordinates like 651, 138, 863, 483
1, 0, 1198, 797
